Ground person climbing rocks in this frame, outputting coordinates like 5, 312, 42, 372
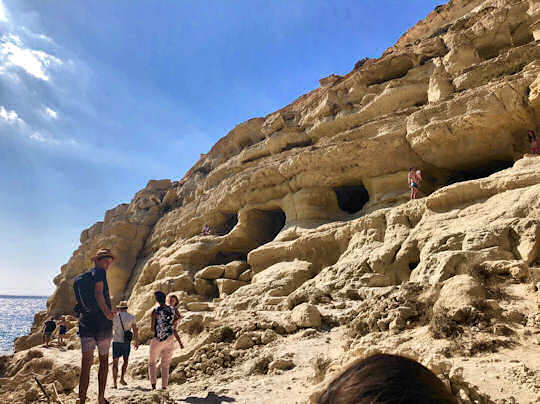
528, 130, 537, 154
408, 167, 423, 200
317, 353, 457, 404
111, 300, 139, 389
148, 291, 179, 391
57, 316, 67, 346
167, 294, 185, 349
42, 317, 56, 347
201, 223, 211, 236
74, 248, 117, 404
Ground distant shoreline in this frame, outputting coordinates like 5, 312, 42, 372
0, 295, 48, 299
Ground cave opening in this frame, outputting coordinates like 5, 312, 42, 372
445, 160, 514, 186
251, 209, 287, 244
209, 251, 248, 266
334, 185, 370, 214
215, 213, 239, 236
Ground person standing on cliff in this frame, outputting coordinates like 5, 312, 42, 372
75, 248, 117, 404
111, 300, 139, 389
42, 317, 56, 348
408, 167, 423, 200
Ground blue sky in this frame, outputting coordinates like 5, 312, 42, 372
0, 0, 442, 295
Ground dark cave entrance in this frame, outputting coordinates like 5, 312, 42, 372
445, 160, 514, 186
215, 213, 239, 236
252, 209, 287, 244
209, 251, 248, 266
334, 185, 370, 214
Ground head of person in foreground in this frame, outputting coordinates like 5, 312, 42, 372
317, 353, 457, 404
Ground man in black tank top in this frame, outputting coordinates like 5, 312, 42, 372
77, 248, 117, 404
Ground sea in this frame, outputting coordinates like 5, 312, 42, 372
0, 295, 47, 355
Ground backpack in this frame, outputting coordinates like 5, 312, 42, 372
73, 270, 98, 316
44, 321, 56, 333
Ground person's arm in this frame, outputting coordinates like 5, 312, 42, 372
151, 309, 156, 338
94, 281, 115, 320
132, 321, 139, 350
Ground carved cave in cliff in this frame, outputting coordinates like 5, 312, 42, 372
251, 208, 286, 244
215, 213, 239, 236
334, 185, 370, 214
445, 160, 514, 186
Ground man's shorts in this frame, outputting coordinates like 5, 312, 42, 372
43, 331, 52, 338
112, 342, 131, 359
80, 335, 112, 356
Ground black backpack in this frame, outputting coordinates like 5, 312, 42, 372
73, 270, 98, 316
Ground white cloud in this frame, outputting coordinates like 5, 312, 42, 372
0, 34, 62, 81
45, 106, 57, 119
0, 105, 23, 124
29, 132, 46, 142
0, 0, 8, 23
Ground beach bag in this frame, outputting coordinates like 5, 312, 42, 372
119, 313, 133, 343
73, 270, 98, 316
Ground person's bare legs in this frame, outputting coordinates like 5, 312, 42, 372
97, 354, 109, 404
120, 356, 129, 385
78, 351, 93, 404
112, 357, 119, 388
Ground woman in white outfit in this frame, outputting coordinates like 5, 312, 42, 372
148, 291, 176, 390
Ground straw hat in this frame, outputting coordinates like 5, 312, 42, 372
92, 248, 115, 261
116, 300, 128, 309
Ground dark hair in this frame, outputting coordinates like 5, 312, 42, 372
318, 354, 457, 404
154, 291, 166, 305
168, 294, 179, 307
528, 130, 536, 141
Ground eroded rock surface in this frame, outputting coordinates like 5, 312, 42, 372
3, 1, 540, 403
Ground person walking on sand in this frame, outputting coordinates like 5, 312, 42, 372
148, 291, 181, 391
167, 294, 185, 349
111, 300, 139, 389
73, 248, 117, 404
57, 316, 67, 346
42, 317, 56, 348
408, 167, 423, 200
528, 130, 537, 154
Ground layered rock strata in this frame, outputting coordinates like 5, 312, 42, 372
4, 0, 540, 402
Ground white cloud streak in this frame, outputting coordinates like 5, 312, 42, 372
45, 106, 57, 119
0, 0, 8, 23
0, 34, 62, 81
0, 105, 23, 124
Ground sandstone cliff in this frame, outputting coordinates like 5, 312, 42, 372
4, 1, 540, 403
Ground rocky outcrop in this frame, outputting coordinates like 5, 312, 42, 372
5, 1, 540, 402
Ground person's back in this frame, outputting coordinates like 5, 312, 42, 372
148, 291, 177, 391
154, 304, 174, 341
113, 311, 135, 343
77, 266, 113, 338
318, 354, 457, 404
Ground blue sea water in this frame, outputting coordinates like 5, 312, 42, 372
0, 295, 47, 355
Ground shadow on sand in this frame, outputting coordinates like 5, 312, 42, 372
178, 391, 236, 403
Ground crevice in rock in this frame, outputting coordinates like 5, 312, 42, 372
445, 160, 514, 186
209, 251, 248, 266
334, 185, 370, 214
281, 139, 313, 152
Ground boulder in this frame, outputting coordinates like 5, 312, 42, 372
195, 265, 225, 280
291, 303, 322, 328
224, 261, 250, 280
433, 275, 486, 322
215, 279, 249, 296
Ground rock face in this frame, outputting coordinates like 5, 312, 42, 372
5, 1, 540, 403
